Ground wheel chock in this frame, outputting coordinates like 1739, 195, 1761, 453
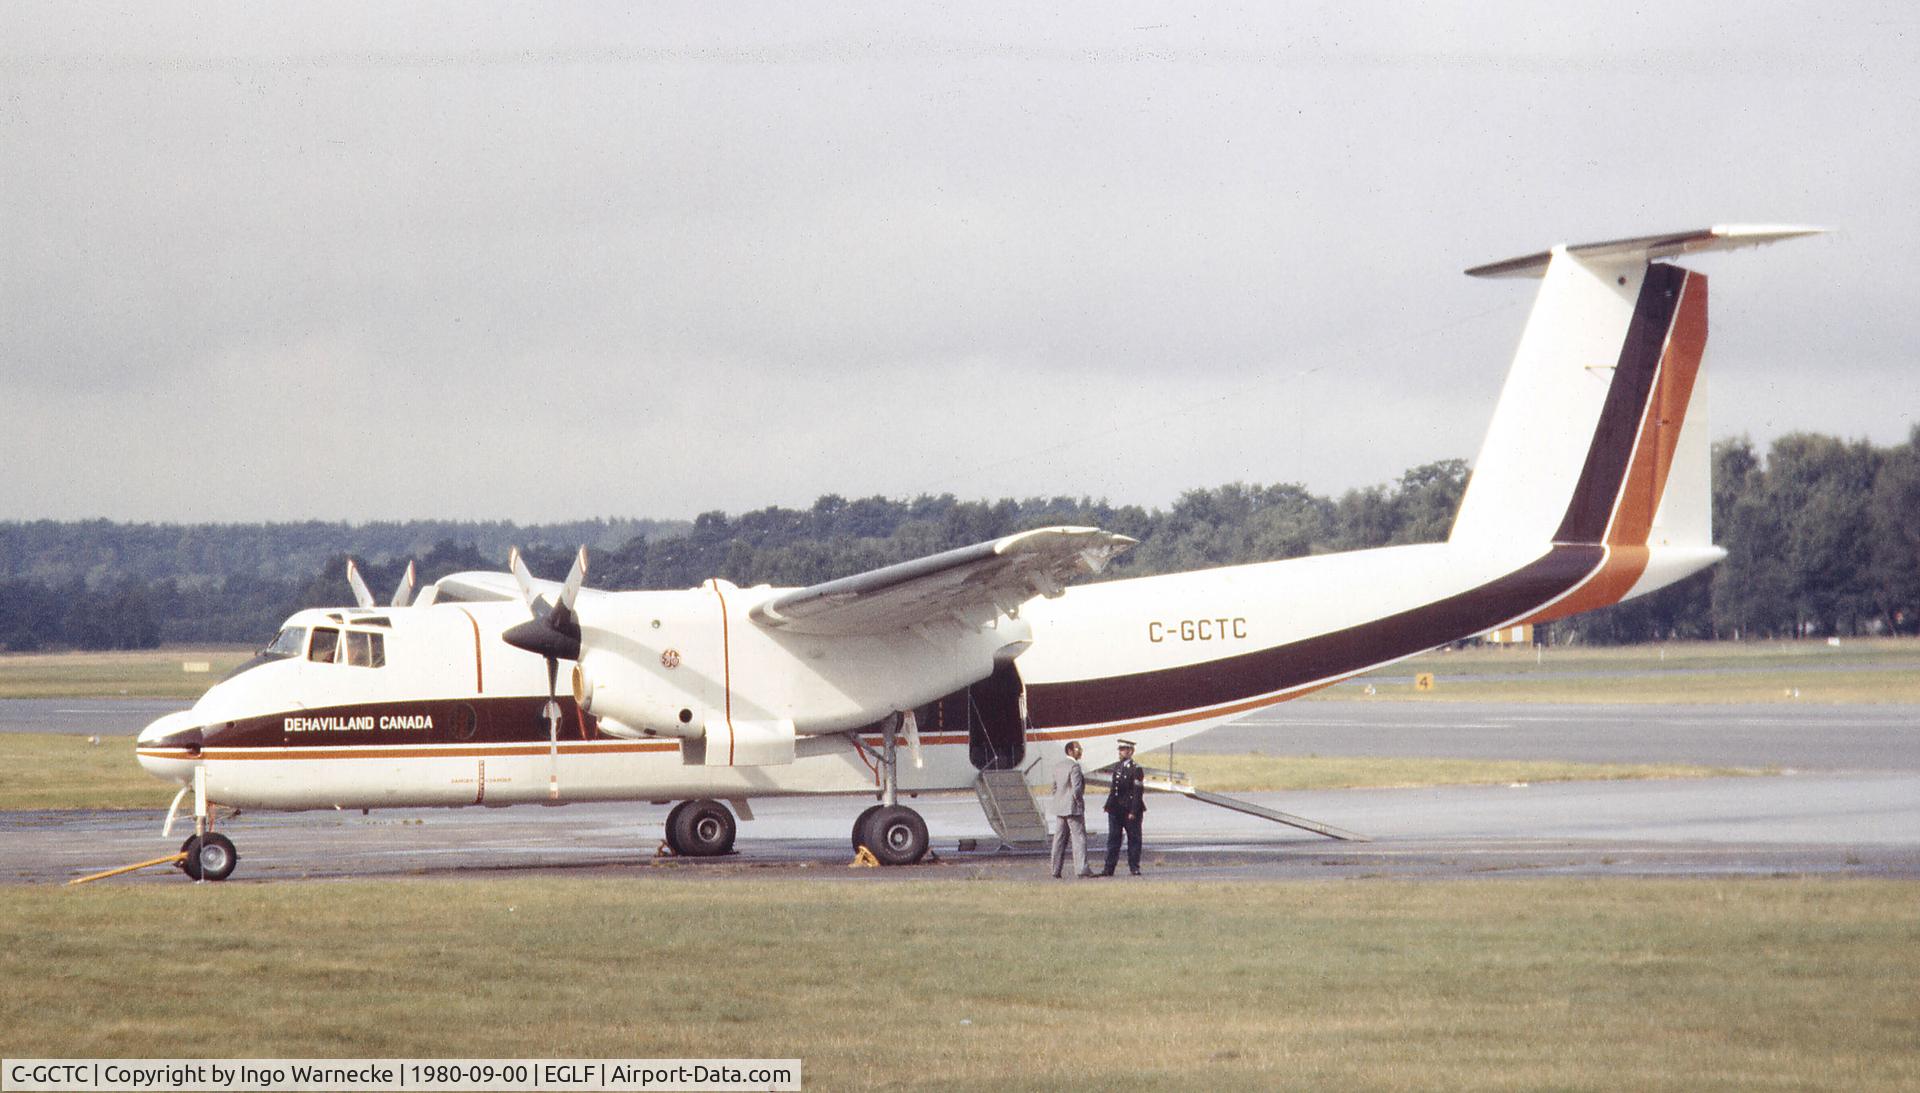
67, 851, 189, 887
654, 841, 677, 857
850, 846, 880, 868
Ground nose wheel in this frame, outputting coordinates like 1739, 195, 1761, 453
177, 833, 238, 882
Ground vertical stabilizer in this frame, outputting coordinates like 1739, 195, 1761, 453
1449, 224, 1819, 620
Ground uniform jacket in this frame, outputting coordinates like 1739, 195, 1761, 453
1105, 756, 1147, 815
1050, 756, 1086, 817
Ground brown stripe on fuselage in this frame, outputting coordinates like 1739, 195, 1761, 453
205, 740, 679, 760
1025, 543, 1603, 729
192, 694, 606, 751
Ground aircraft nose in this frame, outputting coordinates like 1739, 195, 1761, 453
135, 710, 203, 785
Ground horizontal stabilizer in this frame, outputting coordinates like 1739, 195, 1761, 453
1465, 224, 1824, 279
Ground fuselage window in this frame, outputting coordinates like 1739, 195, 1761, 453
263, 626, 307, 659
368, 632, 386, 668
309, 627, 340, 663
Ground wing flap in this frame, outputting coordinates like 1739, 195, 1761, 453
749, 526, 1135, 636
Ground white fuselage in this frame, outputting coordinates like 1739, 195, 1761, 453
136, 536, 1697, 813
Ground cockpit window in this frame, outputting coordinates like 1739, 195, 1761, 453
263, 626, 306, 659
344, 630, 388, 668
309, 627, 340, 663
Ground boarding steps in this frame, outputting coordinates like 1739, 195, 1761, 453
974, 769, 1052, 849
1143, 777, 1369, 842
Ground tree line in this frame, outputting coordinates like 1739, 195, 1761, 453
1, 427, 1914, 651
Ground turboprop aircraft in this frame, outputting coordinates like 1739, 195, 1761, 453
136, 224, 1821, 881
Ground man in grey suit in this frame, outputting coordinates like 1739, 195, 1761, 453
1050, 740, 1091, 878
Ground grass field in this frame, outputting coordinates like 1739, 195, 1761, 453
1318, 637, 1920, 703
0, 733, 174, 810
2, 877, 1913, 1091
0, 647, 251, 699
0, 732, 1753, 812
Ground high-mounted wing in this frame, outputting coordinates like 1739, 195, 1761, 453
748, 525, 1136, 636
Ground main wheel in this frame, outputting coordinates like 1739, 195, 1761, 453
662, 800, 692, 855
670, 799, 736, 857
862, 805, 929, 866
851, 804, 884, 850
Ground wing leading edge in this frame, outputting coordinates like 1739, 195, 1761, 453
749, 526, 1137, 636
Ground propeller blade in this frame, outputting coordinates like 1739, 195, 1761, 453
549, 547, 589, 634
501, 546, 587, 662
390, 561, 416, 608
507, 546, 538, 608
345, 559, 376, 609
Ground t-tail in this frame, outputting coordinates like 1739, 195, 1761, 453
1449, 224, 1824, 621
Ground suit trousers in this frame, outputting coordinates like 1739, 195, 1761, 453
1051, 814, 1088, 877
1104, 811, 1143, 874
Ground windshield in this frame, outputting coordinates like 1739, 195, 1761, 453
221, 625, 309, 682
263, 626, 306, 658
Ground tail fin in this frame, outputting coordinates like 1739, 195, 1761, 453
1448, 225, 1821, 618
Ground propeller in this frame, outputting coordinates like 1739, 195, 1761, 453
501, 547, 590, 800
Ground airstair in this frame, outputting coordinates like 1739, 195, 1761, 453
1141, 776, 1369, 842
1088, 767, 1370, 842
973, 769, 1052, 849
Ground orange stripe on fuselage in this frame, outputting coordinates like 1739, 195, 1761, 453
1526, 271, 1707, 625
455, 606, 485, 692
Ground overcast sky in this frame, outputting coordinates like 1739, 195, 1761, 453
3, 4, 1913, 524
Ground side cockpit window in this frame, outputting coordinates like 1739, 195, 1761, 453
305, 627, 383, 668
345, 630, 387, 668
309, 627, 340, 663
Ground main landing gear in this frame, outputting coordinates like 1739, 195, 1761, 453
849, 711, 930, 866
662, 799, 737, 857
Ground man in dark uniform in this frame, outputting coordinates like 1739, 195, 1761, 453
1101, 738, 1146, 876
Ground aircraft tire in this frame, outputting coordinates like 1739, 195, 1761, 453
671, 799, 736, 857
864, 805, 929, 866
851, 805, 883, 850
177, 835, 202, 880
195, 833, 239, 882
662, 801, 691, 855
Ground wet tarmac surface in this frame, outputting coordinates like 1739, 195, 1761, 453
15, 770, 1919, 886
